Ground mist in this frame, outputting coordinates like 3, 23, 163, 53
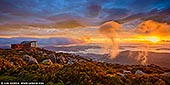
98, 20, 152, 64
99, 21, 121, 59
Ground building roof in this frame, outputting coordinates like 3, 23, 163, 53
21, 41, 37, 44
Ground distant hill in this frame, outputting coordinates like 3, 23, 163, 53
0, 37, 84, 45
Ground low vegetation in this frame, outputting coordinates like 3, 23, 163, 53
0, 48, 170, 85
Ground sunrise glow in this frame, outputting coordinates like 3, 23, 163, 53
147, 37, 159, 43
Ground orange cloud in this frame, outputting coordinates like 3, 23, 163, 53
136, 20, 170, 36
99, 21, 121, 38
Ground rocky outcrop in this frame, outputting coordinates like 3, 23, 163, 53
22, 55, 38, 65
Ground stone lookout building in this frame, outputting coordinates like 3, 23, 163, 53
11, 41, 37, 49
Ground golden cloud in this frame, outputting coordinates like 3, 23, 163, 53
136, 20, 170, 36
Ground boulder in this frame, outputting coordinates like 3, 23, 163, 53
48, 54, 56, 63
135, 70, 145, 75
28, 57, 38, 65
36, 51, 43, 54
57, 55, 68, 64
67, 57, 83, 64
67, 58, 75, 64
42, 59, 53, 65
123, 70, 132, 74
61, 56, 67, 64
23, 55, 38, 65
23, 55, 31, 62
117, 72, 125, 77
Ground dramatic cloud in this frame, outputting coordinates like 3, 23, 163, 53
136, 20, 170, 36
118, 7, 170, 24
130, 0, 170, 12
1, 0, 169, 24
0, 0, 170, 37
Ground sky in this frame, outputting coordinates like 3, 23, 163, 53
0, 0, 170, 43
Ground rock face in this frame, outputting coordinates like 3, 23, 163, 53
48, 54, 56, 63
135, 70, 145, 75
22, 55, 38, 65
42, 59, 53, 65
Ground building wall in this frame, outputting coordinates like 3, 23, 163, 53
11, 41, 37, 49
23, 43, 31, 48
11, 44, 23, 50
